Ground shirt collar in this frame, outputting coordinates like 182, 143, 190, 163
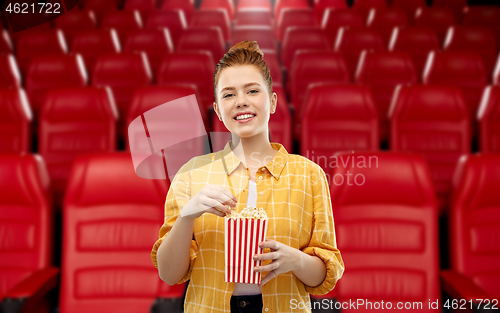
220, 141, 289, 180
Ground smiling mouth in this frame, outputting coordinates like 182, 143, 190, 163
234, 114, 256, 121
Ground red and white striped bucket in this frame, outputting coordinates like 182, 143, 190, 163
225, 217, 268, 284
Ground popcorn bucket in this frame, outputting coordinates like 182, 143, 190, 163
225, 217, 268, 284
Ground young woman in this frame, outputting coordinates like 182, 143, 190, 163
152, 41, 344, 313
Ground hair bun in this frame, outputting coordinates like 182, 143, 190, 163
228, 41, 264, 57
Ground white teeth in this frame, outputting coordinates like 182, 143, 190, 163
235, 114, 255, 120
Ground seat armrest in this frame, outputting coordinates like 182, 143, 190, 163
1, 267, 59, 313
440, 270, 491, 301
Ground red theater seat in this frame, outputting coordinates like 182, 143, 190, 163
478, 85, 500, 153
53, 9, 97, 47
39, 87, 117, 208
442, 154, 500, 304
0, 54, 21, 89
423, 51, 489, 127
367, 8, 409, 46
25, 54, 88, 118
91, 52, 152, 134
495, 56, 500, 85
232, 26, 278, 53
1, 30, 13, 54
443, 26, 498, 76
158, 51, 215, 111
389, 85, 470, 214
177, 27, 225, 61
301, 84, 379, 174
356, 50, 418, 141
352, 0, 388, 21
0, 154, 57, 313
59, 153, 184, 313
123, 0, 157, 21
101, 10, 143, 46
124, 29, 174, 81
321, 9, 365, 45
263, 51, 283, 87
71, 29, 121, 76
276, 8, 315, 42
280, 27, 330, 70
237, 0, 272, 11
200, 0, 235, 20
313, 0, 348, 25
274, 0, 309, 21
160, 0, 195, 24
288, 51, 349, 137
462, 6, 500, 43
334, 27, 385, 80
145, 10, 187, 46
414, 7, 456, 43
0, 89, 31, 153
432, 0, 466, 23
190, 9, 231, 43
83, 0, 119, 25
326, 151, 440, 310
234, 8, 273, 27
15, 29, 68, 76
389, 26, 440, 78
390, 0, 427, 22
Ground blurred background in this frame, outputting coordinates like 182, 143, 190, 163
1, 0, 500, 312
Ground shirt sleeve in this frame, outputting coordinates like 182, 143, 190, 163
301, 166, 345, 295
151, 161, 199, 284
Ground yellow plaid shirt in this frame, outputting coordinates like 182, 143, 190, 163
151, 142, 345, 312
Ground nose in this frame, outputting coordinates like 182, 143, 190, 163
235, 93, 248, 107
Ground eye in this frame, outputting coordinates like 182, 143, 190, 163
248, 90, 258, 94
223, 93, 234, 98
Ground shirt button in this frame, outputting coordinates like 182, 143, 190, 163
265, 308, 269, 312
259, 176, 263, 180
260, 192, 264, 195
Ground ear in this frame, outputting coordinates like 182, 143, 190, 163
270, 92, 277, 114
213, 101, 222, 121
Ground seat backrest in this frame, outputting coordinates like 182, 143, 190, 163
25, 54, 88, 117
1, 30, 13, 54
478, 85, 500, 153
234, 8, 273, 27
0, 88, 31, 153
262, 51, 283, 86
462, 5, 500, 27
190, 9, 231, 42
289, 51, 349, 115
334, 27, 385, 80
0, 53, 21, 89
83, 0, 119, 25
389, 26, 440, 77
60, 152, 170, 313
389, 85, 470, 212
269, 85, 292, 153
160, 0, 195, 23
274, 0, 309, 21
313, 0, 348, 25
71, 29, 121, 76
177, 27, 225, 62
101, 10, 143, 46
232, 26, 277, 53
432, 0, 466, 23
15, 29, 67, 76
423, 51, 489, 120
281, 27, 331, 70
330, 151, 439, 310
450, 153, 500, 299
91, 52, 151, 120
390, 0, 427, 22
145, 10, 187, 46
39, 87, 117, 205
157, 51, 215, 110
367, 8, 409, 46
356, 50, 417, 140
443, 26, 498, 75
237, 0, 272, 10
53, 9, 97, 47
321, 8, 365, 45
200, 0, 235, 20
352, 0, 388, 21
495, 56, 500, 85
123, 0, 157, 14
124, 28, 174, 81
301, 84, 379, 174
414, 7, 456, 43
277, 8, 315, 42
0, 154, 52, 299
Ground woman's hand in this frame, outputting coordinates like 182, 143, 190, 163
179, 184, 237, 219
253, 239, 302, 286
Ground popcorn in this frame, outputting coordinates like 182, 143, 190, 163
226, 206, 268, 219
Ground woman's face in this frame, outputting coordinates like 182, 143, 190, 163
214, 65, 277, 139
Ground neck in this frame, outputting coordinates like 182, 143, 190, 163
230, 131, 276, 169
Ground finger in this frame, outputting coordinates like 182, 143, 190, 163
253, 252, 279, 261
206, 208, 225, 217
205, 189, 236, 207
254, 261, 280, 273
259, 271, 277, 286
205, 198, 232, 215
210, 184, 237, 202
259, 239, 281, 251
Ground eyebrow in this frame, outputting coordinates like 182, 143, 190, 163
220, 82, 261, 94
